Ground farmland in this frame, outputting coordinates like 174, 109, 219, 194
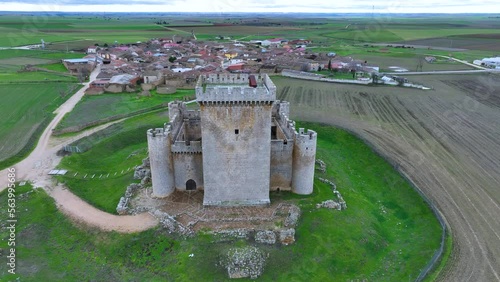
0, 12, 499, 281
0, 83, 78, 168
0, 47, 81, 169
273, 74, 500, 281
55, 90, 194, 132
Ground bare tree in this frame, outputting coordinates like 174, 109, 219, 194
416, 56, 424, 72
77, 66, 90, 83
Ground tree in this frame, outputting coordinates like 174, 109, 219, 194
371, 73, 379, 84
416, 56, 424, 72
77, 67, 90, 83
328, 59, 332, 72
168, 56, 177, 63
103, 43, 108, 47
300, 63, 309, 72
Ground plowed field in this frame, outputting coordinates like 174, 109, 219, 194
274, 74, 500, 281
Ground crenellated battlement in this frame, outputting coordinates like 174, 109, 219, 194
295, 128, 317, 143
172, 140, 202, 154
196, 73, 276, 103
147, 127, 167, 137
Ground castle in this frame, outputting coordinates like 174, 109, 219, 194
147, 73, 317, 206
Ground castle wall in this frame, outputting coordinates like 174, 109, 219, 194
147, 127, 175, 197
196, 73, 276, 103
173, 152, 204, 191
291, 128, 317, 195
270, 140, 293, 191
183, 119, 201, 141
201, 103, 272, 206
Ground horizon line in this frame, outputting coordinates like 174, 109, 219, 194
1, 11, 500, 14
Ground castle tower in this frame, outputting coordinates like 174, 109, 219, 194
147, 127, 175, 197
197, 74, 276, 206
292, 128, 317, 195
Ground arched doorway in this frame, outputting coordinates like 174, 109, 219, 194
186, 179, 197, 191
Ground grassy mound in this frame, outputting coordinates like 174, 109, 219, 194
44, 118, 443, 280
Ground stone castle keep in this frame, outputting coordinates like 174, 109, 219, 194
147, 73, 317, 206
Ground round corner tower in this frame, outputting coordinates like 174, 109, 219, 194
292, 128, 317, 195
147, 127, 175, 198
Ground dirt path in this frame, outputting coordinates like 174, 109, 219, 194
275, 75, 500, 282
48, 184, 157, 233
0, 64, 158, 233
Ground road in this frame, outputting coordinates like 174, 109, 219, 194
0, 64, 158, 233
384, 69, 498, 75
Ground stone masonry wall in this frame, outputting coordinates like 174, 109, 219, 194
173, 153, 204, 191
201, 103, 272, 206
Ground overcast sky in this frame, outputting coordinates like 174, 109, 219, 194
1, 0, 499, 13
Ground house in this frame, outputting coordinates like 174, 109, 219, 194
90, 79, 108, 88
227, 63, 245, 72
62, 58, 96, 74
259, 64, 277, 74
481, 57, 500, 68
143, 71, 161, 84
425, 56, 436, 63
224, 52, 238, 59
87, 46, 98, 54
307, 62, 321, 72
261, 38, 284, 47
105, 74, 140, 93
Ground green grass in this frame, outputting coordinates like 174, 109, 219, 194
0, 71, 76, 83
51, 117, 442, 280
35, 62, 68, 73
0, 83, 79, 167
56, 90, 194, 131
315, 70, 358, 79
57, 110, 170, 212
0, 49, 84, 60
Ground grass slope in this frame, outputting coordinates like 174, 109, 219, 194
57, 110, 169, 212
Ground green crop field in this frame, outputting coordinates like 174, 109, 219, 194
7, 119, 442, 281
0, 83, 78, 167
55, 90, 194, 132
0, 71, 76, 83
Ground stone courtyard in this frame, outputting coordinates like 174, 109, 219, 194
128, 188, 300, 235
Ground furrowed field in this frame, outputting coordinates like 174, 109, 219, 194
0, 47, 81, 169
273, 75, 500, 281
55, 90, 194, 133
0, 83, 78, 168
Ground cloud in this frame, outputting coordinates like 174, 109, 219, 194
0, 0, 499, 13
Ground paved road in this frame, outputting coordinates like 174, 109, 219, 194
0, 64, 158, 233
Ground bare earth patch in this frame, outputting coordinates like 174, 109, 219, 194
129, 189, 297, 233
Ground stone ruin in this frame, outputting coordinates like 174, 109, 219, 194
315, 159, 347, 211
116, 158, 151, 214
219, 246, 268, 279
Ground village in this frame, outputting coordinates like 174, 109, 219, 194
61, 34, 388, 95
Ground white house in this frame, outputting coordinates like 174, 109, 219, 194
87, 46, 98, 54
482, 57, 500, 68
261, 38, 284, 47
